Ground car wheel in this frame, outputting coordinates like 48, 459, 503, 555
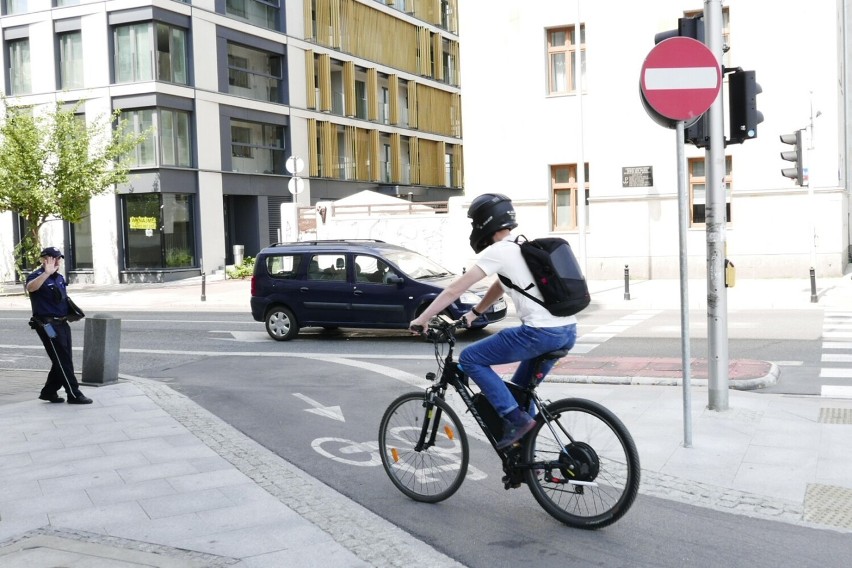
265, 306, 299, 341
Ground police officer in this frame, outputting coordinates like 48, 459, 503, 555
26, 247, 92, 405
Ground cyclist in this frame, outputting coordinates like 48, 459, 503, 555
409, 193, 577, 449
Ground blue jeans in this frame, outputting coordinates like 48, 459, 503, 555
458, 324, 577, 417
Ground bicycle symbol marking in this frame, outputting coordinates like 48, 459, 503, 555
311, 435, 487, 480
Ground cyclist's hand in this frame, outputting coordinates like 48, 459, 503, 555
409, 316, 427, 335
462, 311, 477, 328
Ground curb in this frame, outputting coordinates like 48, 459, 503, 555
498, 361, 779, 391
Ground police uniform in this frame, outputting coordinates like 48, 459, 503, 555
26, 247, 91, 404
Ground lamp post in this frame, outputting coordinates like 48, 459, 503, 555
286, 156, 305, 242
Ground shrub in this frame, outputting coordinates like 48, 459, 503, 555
227, 256, 255, 279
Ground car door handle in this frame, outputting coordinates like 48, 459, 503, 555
300, 287, 310, 292
353, 290, 363, 296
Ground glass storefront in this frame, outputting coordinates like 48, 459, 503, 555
122, 193, 195, 269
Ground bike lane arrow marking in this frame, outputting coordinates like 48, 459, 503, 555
293, 393, 345, 422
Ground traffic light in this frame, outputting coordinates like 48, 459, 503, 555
728, 70, 763, 144
780, 130, 804, 186
654, 15, 704, 44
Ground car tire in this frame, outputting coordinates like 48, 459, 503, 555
265, 306, 299, 341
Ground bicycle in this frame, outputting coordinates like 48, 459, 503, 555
378, 315, 640, 529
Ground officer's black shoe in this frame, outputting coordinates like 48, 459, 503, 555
67, 395, 93, 405
38, 393, 65, 403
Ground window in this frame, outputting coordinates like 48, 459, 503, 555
58, 31, 83, 90
4, 0, 26, 15
552, 163, 590, 230
226, 0, 279, 31
265, 254, 301, 279
227, 43, 281, 103
115, 22, 187, 84
122, 193, 195, 269
547, 25, 585, 95
354, 255, 395, 284
307, 254, 346, 281
120, 108, 192, 168
7, 38, 31, 95
70, 204, 93, 269
688, 157, 732, 226
230, 119, 285, 174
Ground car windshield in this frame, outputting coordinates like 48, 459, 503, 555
383, 250, 454, 279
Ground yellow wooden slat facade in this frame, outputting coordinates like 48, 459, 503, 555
389, 74, 399, 125
343, 61, 355, 117
367, 68, 378, 121
318, 53, 332, 112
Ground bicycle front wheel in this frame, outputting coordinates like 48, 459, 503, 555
523, 398, 640, 529
378, 392, 468, 503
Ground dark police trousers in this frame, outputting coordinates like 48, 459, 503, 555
35, 320, 82, 397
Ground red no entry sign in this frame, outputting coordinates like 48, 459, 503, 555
640, 37, 721, 123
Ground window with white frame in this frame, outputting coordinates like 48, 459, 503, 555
546, 25, 585, 95
552, 163, 589, 230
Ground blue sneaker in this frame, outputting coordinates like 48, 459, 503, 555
496, 408, 536, 449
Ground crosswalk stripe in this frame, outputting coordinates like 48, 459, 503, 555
821, 385, 852, 398
822, 354, 852, 363
822, 332, 852, 339
823, 342, 852, 349
820, 368, 852, 378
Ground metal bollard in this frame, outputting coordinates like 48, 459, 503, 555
624, 265, 631, 300
810, 267, 818, 303
201, 272, 207, 302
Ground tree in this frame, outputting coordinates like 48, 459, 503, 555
0, 99, 146, 275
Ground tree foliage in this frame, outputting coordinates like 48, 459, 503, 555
0, 99, 146, 273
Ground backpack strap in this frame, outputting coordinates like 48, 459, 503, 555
497, 236, 547, 309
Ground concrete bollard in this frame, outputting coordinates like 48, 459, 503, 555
82, 314, 121, 385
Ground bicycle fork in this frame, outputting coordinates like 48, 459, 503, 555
414, 392, 449, 453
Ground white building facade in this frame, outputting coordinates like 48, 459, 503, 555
458, 0, 851, 279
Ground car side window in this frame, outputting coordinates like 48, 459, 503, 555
354, 255, 397, 284
308, 254, 346, 281
266, 255, 301, 279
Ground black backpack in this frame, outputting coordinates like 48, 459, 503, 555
497, 236, 590, 317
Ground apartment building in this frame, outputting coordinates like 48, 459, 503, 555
0, 0, 462, 284
459, 0, 851, 279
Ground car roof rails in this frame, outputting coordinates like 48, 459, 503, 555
268, 239, 386, 247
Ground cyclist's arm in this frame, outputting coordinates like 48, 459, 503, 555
410, 265, 486, 329
472, 279, 504, 314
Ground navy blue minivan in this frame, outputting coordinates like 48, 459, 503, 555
250, 240, 507, 340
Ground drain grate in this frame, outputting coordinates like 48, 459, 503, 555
804, 484, 852, 529
818, 408, 852, 424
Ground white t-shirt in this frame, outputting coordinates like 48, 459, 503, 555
475, 234, 578, 328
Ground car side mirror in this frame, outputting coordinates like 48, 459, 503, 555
386, 275, 404, 285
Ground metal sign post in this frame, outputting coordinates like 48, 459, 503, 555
640, 35, 720, 445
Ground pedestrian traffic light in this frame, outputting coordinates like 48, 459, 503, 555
728, 70, 763, 144
780, 130, 804, 186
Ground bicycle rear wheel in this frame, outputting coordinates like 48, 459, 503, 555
523, 398, 640, 529
378, 392, 468, 503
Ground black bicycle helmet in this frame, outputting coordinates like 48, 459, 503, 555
467, 193, 517, 253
